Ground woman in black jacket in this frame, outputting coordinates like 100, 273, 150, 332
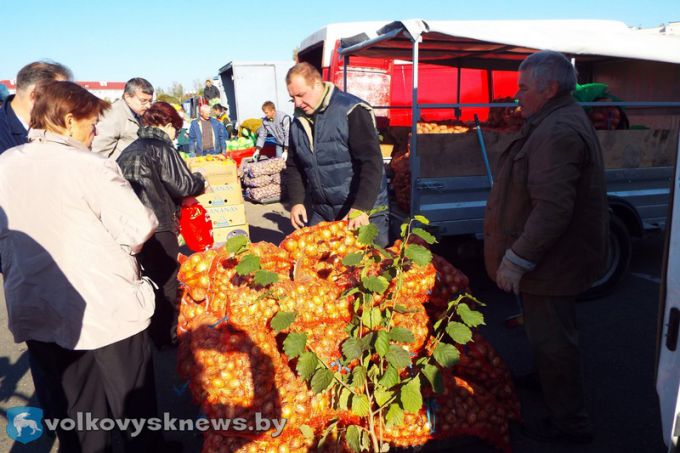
117, 101, 207, 348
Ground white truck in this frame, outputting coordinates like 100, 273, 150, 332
329, 19, 680, 297
217, 61, 294, 124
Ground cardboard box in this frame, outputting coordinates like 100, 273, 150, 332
187, 158, 238, 184
212, 224, 250, 244
380, 144, 394, 158
206, 173, 238, 186
206, 203, 247, 229
196, 183, 243, 207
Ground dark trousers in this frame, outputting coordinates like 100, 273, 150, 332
522, 292, 591, 434
137, 231, 180, 348
26, 330, 160, 453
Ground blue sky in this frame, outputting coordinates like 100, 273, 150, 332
2, 0, 677, 92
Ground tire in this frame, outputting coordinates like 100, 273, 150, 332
579, 214, 632, 301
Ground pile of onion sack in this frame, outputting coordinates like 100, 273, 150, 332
176, 221, 520, 452
241, 157, 286, 203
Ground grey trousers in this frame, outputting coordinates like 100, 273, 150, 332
522, 292, 592, 434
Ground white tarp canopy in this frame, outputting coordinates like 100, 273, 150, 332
332, 19, 680, 69
299, 21, 391, 68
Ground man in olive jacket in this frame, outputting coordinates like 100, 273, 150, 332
483, 51, 608, 444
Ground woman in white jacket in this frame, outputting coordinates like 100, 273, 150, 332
0, 81, 176, 452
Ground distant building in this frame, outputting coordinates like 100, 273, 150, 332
77, 81, 125, 102
0, 80, 126, 102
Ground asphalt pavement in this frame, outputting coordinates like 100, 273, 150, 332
0, 201, 668, 452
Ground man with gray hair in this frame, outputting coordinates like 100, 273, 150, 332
0, 60, 73, 154
92, 77, 154, 159
484, 50, 608, 444
188, 104, 228, 156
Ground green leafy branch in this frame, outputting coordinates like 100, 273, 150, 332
277, 215, 485, 452
223, 236, 280, 287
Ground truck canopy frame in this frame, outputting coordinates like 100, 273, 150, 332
336, 19, 680, 68
335, 19, 680, 219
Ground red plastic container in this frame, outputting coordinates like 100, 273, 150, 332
225, 143, 276, 167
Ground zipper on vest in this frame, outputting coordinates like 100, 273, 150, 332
311, 116, 332, 206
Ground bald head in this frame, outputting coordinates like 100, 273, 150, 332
199, 104, 212, 120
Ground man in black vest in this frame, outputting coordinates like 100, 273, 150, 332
284, 62, 389, 246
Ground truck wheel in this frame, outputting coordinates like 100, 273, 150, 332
579, 214, 632, 300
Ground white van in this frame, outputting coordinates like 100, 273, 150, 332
657, 130, 680, 451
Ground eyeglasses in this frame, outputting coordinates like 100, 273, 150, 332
135, 95, 153, 106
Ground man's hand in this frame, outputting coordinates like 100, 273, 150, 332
290, 204, 308, 229
252, 148, 261, 162
344, 209, 370, 230
496, 256, 527, 295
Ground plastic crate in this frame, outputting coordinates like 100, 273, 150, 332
226, 144, 276, 167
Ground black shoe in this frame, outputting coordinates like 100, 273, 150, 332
513, 371, 541, 391
522, 417, 593, 445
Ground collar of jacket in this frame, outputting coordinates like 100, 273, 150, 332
520, 93, 575, 136
2, 95, 27, 136
138, 125, 173, 144
120, 98, 141, 125
27, 129, 91, 152
315, 82, 334, 114
294, 82, 334, 121
196, 117, 216, 132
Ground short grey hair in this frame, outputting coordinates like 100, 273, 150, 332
124, 77, 154, 97
16, 61, 73, 92
519, 50, 577, 94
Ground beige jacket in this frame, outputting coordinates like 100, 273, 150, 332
0, 130, 159, 349
91, 98, 141, 160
